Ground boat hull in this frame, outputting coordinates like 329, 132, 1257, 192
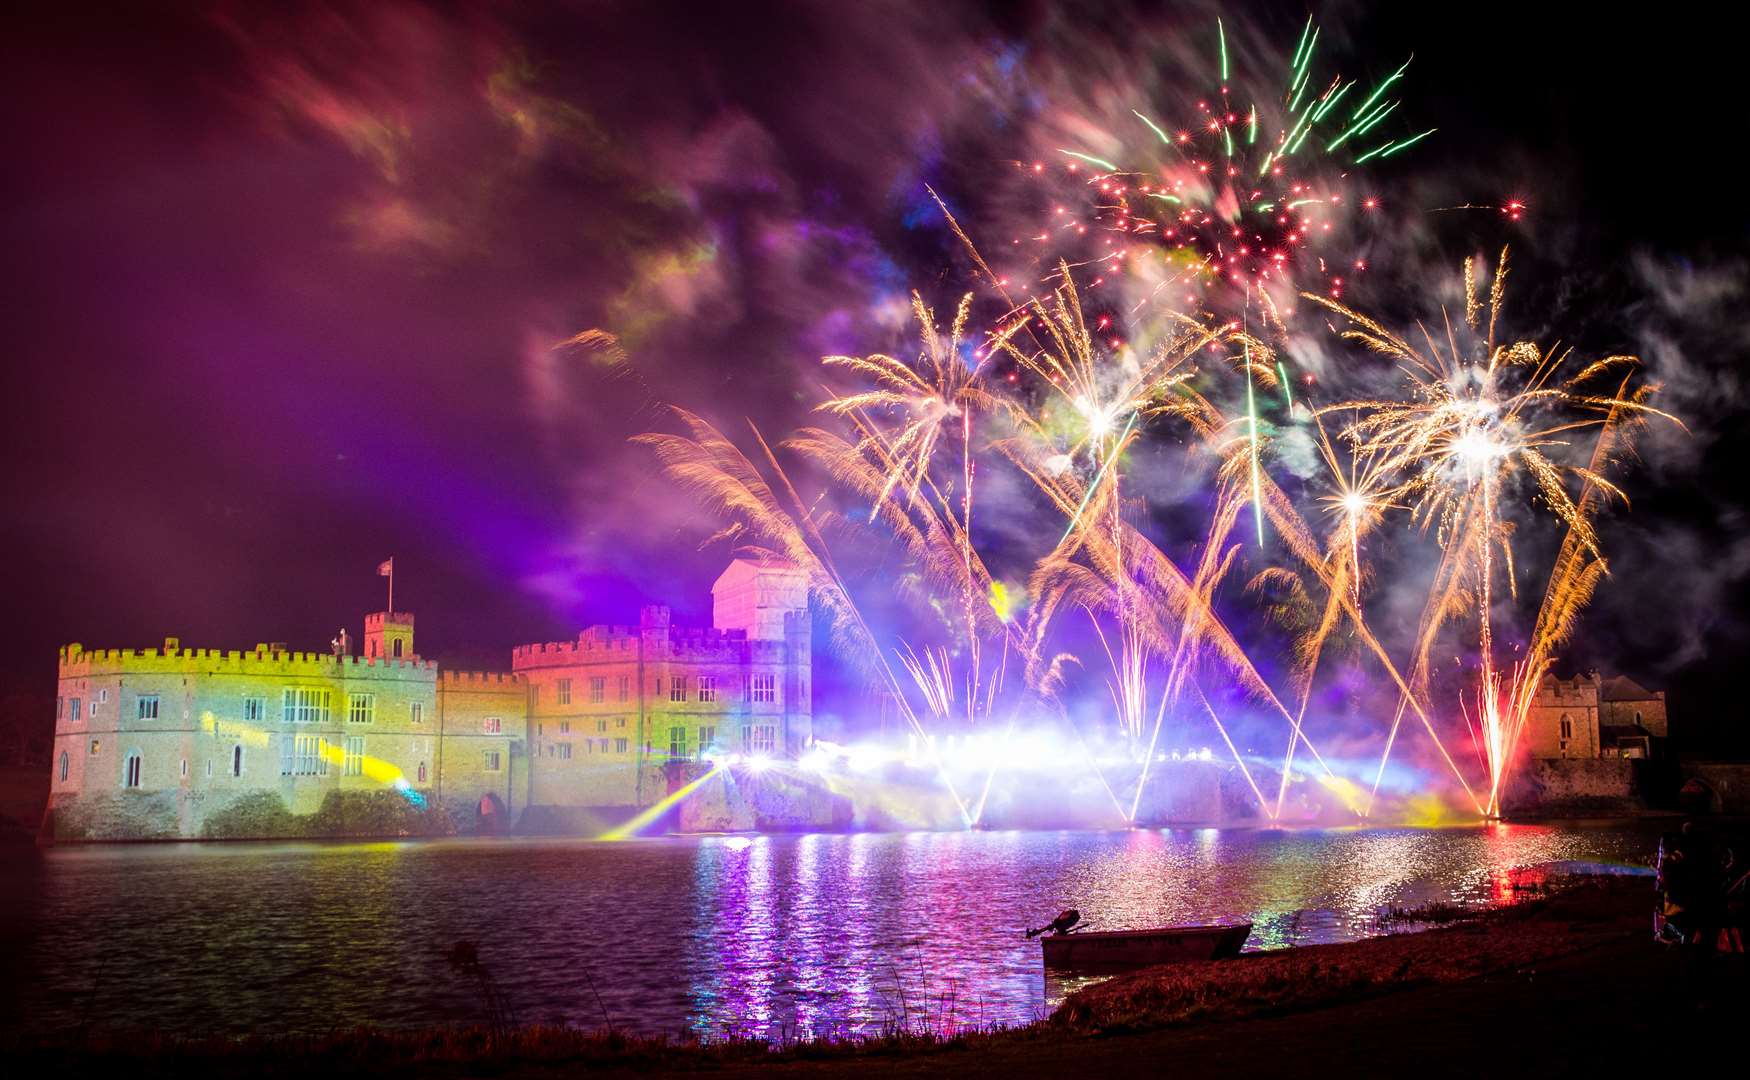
1040, 922, 1251, 970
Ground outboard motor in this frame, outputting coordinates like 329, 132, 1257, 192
1026, 908, 1082, 939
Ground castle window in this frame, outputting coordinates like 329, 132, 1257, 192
344, 736, 365, 776
614, 738, 629, 754
283, 688, 331, 724
232, 745, 244, 777
69, 698, 81, 722
348, 694, 375, 724
89, 739, 100, 755
1559, 714, 1573, 740
392, 639, 403, 658
181, 758, 188, 778
558, 743, 573, 760
136, 695, 159, 721
417, 761, 427, 784
58, 751, 68, 782
698, 726, 716, 759
557, 678, 572, 705
597, 719, 608, 734
698, 676, 718, 703
597, 737, 610, 753
559, 721, 570, 734
483, 716, 503, 735
616, 717, 626, 729
483, 750, 502, 772
670, 678, 688, 703
743, 724, 777, 754
410, 702, 424, 724
751, 674, 777, 704
124, 751, 143, 789
668, 726, 687, 760
590, 677, 605, 704
283, 735, 329, 776
618, 676, 630, 702
244, 697, 264, 723
1635, 710, 1644, 726
99, 689, 109, 703
206, 759, 213, 778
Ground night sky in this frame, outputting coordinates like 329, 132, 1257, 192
4, 1, 1747, 752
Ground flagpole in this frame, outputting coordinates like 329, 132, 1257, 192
388, 560, 394, 615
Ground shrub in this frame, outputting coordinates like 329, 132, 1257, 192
201, 791, 302, 839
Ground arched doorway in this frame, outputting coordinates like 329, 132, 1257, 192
1679, 777, 1721, 815
477, 792, 508, 834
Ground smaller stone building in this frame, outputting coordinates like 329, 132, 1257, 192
1599, 675, 1667, 758
1524, 670, 1669, 760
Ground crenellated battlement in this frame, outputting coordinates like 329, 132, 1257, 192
58, 641, 440, 681
511, 621, 758, 669
438, 669, 525, 686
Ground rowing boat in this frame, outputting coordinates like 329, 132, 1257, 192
1039, 922, 1251, 970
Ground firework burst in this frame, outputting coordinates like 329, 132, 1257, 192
1017, 16, 1427, 317
1312, 249, 1680, 815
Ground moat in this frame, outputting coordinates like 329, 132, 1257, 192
2, 825, 1655, 1041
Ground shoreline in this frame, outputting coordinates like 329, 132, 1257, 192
16, 814, 1678, 849
12, 875, 1741, 1077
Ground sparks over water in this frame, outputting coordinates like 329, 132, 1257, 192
639, 239, 1676, 828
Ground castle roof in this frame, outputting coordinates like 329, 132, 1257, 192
712, 552, 804, 591
1601, 674, 1661, 702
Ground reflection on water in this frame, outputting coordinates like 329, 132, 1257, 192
1, 824, 1653, 1040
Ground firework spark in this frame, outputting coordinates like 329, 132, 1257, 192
1310, 249, 1679, 815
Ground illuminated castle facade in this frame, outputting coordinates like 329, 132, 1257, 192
1525, 670, 1669, 760
45, 557, 816, 841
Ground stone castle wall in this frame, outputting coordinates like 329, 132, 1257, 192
47, 641, 525, 841
45, 558, 816, 841
1502, 758, 1640, 816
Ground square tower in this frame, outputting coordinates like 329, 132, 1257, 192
711, 556, 806, 641
364, 611, 416, 660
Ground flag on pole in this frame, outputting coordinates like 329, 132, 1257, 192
378, 557, 394, 614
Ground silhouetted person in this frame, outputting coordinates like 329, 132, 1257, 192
1658, 821, 1736, 1005
1027, 908, 1081, 938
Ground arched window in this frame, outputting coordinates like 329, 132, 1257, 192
1635, 710, 1643, 726
232, 745, 243, 777
124, 750, 143, 789
1559, 714, 1573, 740
393, 638, 403, 658
417, 761, 427, 784
58, 751, 68, 782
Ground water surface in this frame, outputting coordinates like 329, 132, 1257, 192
1, 825, 1654, 1040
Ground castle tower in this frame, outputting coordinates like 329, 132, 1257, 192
711, 556, 807, 641
364, 611, 415, 660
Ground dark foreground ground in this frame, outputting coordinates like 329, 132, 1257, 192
9, 875, 1746, 1078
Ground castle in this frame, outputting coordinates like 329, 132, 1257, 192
1524, 670, 1669, 759
45, 556, 819, 841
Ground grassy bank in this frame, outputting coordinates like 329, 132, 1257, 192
13, 874, 1741, 1078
